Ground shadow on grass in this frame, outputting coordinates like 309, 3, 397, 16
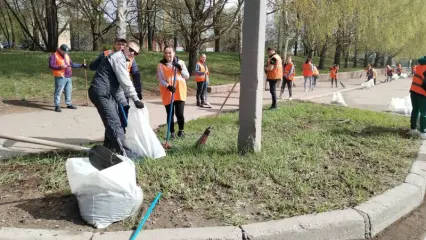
329, 125, 410, 138
15, 193, 89, 227
3, 99, 53, 111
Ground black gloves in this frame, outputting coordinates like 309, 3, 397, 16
172, 61, 182, 71
137, 92, 143, 100
134, 100, 145, 109
167, 85, 176, 93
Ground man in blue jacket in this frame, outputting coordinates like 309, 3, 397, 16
89, 38, 142, 131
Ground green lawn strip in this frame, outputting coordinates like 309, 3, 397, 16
0, 50, 363, 102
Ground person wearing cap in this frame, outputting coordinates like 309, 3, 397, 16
264, 47, 283, 110
48, 44, 87, 112
88, 40, 144, 158
89, 38, 143, 131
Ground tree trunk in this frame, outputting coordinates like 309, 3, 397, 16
353, 41, 358, 68
373, 52, 381, 67
277, 14, 282, 55
363, 51, 369, 68
387, 56, 393, 66
187, 45, 198, 76
334, 39, 342, 66
318, 42, 327, 69
344, 49, 349, 68
46, 0, 58, 52
293, 33, 298, 56
173, 32, 178, 49
7, 9, 15, 48
380, 55, 385, 67
116, 0, 127, 39
146, 0, 154, 51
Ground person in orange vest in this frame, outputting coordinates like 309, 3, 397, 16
194, 54, 211, 108
409, 64, 417, 77
329, 64, 339, 88
48, 44, 87, 112
312, 64, 319, 88
88, 41, 144, 158
280, 55, 295, 100
264, 47, 283, 109
302, 58, 314, 91
157, 46, 190, 138
407, 56, 426, 139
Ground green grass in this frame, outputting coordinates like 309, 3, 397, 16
0, 50, 362, 102
0, 101, 418, 230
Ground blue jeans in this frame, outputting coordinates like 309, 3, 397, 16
54, 77, 72, 107
304, 76, 313, 90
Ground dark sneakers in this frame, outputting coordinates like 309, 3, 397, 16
177, 130, 185, 138
55, 105, 77, 112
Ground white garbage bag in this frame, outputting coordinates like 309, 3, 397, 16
331, 92, 347, 106
392, 75, 400, 80
65, 155, 143, 228
400, 73, 408, 78
126, 102, 166, 159
387, 95, 412, 116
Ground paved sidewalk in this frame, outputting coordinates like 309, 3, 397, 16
0, 77, 371, 159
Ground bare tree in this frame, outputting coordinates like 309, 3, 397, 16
161, 0, 244, 74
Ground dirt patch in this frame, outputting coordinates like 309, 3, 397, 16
374, 196, 426, 240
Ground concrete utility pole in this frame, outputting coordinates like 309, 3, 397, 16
237, 0, 267, 154
116, 0, 127, 39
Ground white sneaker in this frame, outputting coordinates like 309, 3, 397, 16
288, 97, 292, 101
407, 129, 420, 136
304, 89, 308, 92
421, 133, 426, 140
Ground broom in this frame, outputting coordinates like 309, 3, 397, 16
163, 66, 177, 150
194, 76, 240, 148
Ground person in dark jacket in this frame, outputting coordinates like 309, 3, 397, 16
88, 41, 144, 158
89, 38, 142, 131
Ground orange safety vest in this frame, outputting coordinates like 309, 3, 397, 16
283, 63, 295, 80
194, 61, 209, 82
330, 66, 338, 78
104, 50, 133, 73
302, 63, 313, 77
266, 54, 283, 80
313, 66, 319, 76
158, 61, 187, 105
51, 51, 71, 77
410, 65, 426, 96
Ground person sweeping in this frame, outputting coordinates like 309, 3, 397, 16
157, 46, 190, 139
407, 56, 426, 140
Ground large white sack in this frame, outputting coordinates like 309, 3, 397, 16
331, 92, 347, 106
126, 101, 166, 159
387, 95, 412, 116
65, 155, 143, 228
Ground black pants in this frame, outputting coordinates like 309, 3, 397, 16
88, 87, 136, 158
268, 79, 279, 108
165, 100, 185, 133
281, 78, 292, 97
196, 82, 208, 104
331, 78, 337, 86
